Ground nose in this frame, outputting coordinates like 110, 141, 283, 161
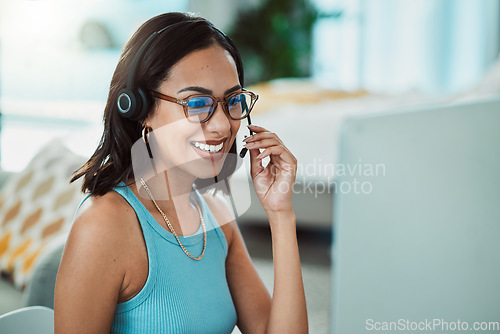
205, 102, 232, 132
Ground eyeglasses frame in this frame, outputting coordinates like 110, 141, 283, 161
148, 88, 259, 123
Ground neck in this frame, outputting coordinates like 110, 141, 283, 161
139, 169, 197, 208
133, 169, 200, 236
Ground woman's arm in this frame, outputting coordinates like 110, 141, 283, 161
54, 195, 128, 334
265, 210, 307, 333
243, 124, 308, 333
213, 124, 308, 333
208, 201, 307, 333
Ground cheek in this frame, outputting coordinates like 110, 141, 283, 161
231, 119, 241, 139
148, 104, 186, 128
151, 120, 198, 157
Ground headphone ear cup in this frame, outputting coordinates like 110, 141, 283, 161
117, 88, 138, 119
117, 88, 150, 121
136, 87, 151, 121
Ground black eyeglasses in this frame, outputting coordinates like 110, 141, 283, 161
149, 89, 259, 123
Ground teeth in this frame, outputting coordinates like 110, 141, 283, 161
193, 141, 223, 153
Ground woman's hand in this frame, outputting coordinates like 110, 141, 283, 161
243, 124, 297, 214
243, 125, 308, 333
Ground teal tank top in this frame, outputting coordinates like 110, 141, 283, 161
105, 182, 237, 333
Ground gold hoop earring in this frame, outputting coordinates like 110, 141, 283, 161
142, 125, 154, 160
142, 125, 152, 145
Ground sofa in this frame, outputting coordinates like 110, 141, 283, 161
0, 140, 86, 316
0, 225, 64, 315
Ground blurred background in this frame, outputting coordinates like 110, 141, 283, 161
0, 0, 499, 333
0, 0, 498, 169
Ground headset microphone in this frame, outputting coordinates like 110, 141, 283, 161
239, 114, 253, 158
239, 148, 248, 158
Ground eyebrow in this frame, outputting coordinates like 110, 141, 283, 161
177, 85, 242, 95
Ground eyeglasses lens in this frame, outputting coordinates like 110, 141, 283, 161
186, 93, 253, 122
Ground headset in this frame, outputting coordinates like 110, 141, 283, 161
116, 20, 252, 158
116, 21, 187, 122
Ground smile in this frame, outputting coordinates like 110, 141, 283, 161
191, 141, 224, 153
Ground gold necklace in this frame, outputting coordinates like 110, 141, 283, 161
140, 178, 206, 261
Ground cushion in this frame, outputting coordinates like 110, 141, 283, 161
0, 139, 86, 289
24, 236, 66, 308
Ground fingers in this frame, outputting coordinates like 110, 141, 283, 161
243, 125, 284, 145
248, 144, 264, 177
243, 138, 281, 150
254, 145, 297, 166
246, 124, 269, 133
242, 124, 297, 166
244, 139, 296, 167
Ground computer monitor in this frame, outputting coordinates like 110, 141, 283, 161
331, 98, 500, 333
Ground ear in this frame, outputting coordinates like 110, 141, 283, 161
141, 108, 156, 128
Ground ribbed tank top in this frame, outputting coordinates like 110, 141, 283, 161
99, 182, 237, 333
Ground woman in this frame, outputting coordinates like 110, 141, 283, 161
55, 12, 307, 333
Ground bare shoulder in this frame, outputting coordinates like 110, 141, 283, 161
64, 190, 140, 266
73, 190, 135, 241
55, 190, 140, 332
202, 190, 237, 247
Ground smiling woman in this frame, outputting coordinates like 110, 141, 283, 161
142, 46, 255, 181
54, 12, 307, 334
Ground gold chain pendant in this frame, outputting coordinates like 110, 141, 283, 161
140, 178, 206, 260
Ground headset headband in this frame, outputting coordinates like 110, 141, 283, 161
117, 19, 233, 121
126, 21, 196, 90
126, 20, 230, 90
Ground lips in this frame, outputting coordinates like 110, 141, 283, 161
193, 138, 226, 145
190, 138, 227, 161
